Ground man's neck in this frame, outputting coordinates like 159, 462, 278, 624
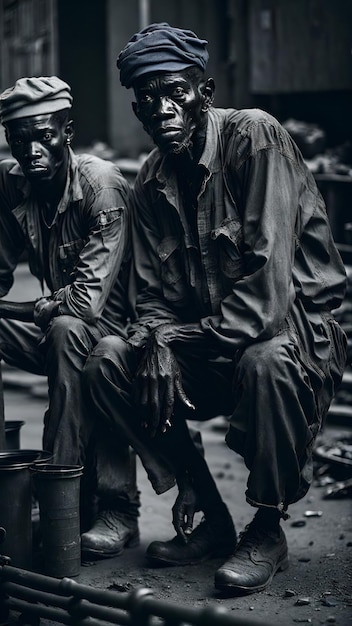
191, 122, 207, 164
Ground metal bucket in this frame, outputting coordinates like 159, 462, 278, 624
30, 464, 84, 578
4, 420, 25, 450
0, 450, 52, 569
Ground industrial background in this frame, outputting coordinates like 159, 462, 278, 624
0, 0, 351, 152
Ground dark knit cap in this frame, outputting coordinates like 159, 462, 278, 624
117, 22, 209, 89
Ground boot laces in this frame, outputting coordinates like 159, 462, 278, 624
234, 522, 265, 559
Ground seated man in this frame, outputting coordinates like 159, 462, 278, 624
0, 76, 140, 558
84, 24, 347, 594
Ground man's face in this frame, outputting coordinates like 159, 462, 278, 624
5, 112, 70, 183
133, 70, 206, 155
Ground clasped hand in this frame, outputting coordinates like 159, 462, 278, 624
34, 297, 61, 331
133, 324, 195, 437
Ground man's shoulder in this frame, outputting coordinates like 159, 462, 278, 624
0, 157, 18, 175
75, 152, 129, 193
214, 107, 293, 161
214, 107, 281, 134
0, 158, 20, 192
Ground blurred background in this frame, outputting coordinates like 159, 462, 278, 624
0, 1, 351, 154
0, 0, 352, 244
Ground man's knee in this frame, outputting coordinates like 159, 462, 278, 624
46, 315, 91, 349
238, 334, 292, 383
84, 335, 131, 383
43, 316, 99, 371
47, 314, 83, 336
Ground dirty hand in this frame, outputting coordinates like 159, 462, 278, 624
172, 474, 200, 543
134, 324, 194, 437
34, 297, 61, 331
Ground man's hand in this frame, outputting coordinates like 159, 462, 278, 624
134, 324, 195, 437
34, 297, 61, 331
172, 473, 200, 542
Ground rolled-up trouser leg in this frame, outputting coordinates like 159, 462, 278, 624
226, 311, 346, 511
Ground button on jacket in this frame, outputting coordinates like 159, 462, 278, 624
0, 148, 131, 336
130, 107, 346, 356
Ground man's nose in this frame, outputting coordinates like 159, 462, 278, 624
24, 141, 41, 158
152, 96, 174, 118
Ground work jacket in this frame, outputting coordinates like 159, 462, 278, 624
0, 148, 131, 336
129, 107, 347, 357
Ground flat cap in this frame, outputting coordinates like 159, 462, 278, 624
117, 22, 209, 89
0, 76, 72, 124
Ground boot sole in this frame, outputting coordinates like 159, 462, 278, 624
81, 531, 140, 560
215, 553, 289, 595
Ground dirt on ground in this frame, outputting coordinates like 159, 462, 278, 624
2, 415, 351, 626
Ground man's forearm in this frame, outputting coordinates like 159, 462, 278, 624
0, 300, 35, 322
154, 322, 212, 349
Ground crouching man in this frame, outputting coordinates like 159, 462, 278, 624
0, 76, 140, 558
84, 23, 347, 593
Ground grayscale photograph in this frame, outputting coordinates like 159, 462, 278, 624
0, 1, 351, 625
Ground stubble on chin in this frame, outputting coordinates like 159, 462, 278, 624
171, 138, 193, 155
158, 134, 194, 158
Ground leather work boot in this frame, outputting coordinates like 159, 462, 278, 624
81, 510, 139, 559
214, 521, 289, 594
146, 512, 237, 566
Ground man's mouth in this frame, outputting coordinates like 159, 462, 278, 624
24, 162, 48, 174
154, 126, 181, 139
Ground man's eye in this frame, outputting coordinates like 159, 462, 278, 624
140, 94, 153, 104
171, 87, 185, 97
43, 133, 53, 141
12, 139, 23, 146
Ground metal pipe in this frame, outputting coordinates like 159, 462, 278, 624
3, 582, 131, 625
0, 559, 271, 626
139, 0, 150, 29
6, 597, 103, 625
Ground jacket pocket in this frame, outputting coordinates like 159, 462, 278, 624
211, 217, 245, 281
157, 236, 188, 304
98, 207, 122, 228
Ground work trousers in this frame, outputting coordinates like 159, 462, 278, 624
83, 303, 346, 513
0, 315, 140, 528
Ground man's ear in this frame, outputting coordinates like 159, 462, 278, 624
201, 78, 215, 112
65, 120, 74, 145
